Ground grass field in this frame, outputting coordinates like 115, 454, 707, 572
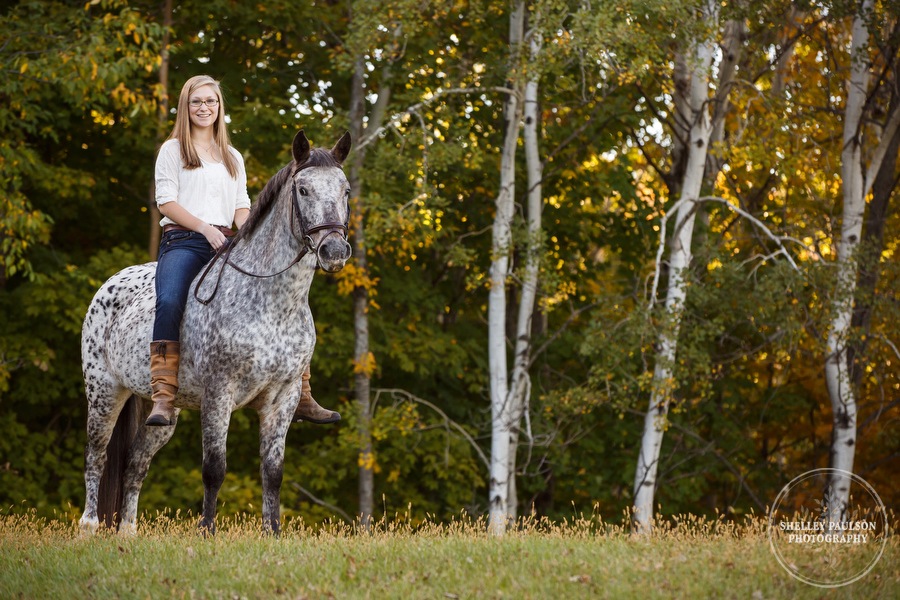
1, 511, 897, 599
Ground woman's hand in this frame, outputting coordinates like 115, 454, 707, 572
202, 224, 228, 251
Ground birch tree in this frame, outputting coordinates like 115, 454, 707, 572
824, 0, 900, 521
505, 12, 545, 524
632, 0, 721, 532
488, 0, 526, 536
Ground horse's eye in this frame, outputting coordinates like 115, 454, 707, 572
299, 187, 309, 196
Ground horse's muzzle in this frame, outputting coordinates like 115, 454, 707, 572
316, 234, 352, 273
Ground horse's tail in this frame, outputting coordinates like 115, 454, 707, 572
97, 394, 141, 528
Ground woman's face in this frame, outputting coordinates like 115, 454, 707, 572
188, 84, 220, 131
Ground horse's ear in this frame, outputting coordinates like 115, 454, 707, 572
331, 131, 351, 164
292, 130, 310, 164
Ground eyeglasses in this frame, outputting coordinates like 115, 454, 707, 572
189, 98, 219, 109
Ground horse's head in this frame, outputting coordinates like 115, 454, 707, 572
290, 130, 353, 273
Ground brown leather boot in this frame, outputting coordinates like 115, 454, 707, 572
146, 340, 180, 426
293, 367, 341, 424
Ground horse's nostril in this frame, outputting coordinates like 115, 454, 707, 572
321, 239, 347, 261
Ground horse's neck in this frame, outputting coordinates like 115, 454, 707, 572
237, 202, 315, 299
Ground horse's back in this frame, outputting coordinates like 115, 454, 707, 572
82, 263, 157, 399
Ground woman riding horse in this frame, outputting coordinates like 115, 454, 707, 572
147, 74, 339, 427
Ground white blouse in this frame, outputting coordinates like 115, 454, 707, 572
155, 139, 252, 228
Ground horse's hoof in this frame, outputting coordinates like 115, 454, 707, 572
118, 521, 137, 536
198, 519, 216, 537
79, 516, 100, 536
145, 414, 173, 427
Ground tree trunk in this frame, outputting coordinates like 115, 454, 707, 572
506, 17, 543, 524
488, 0, 525, 536
348, 56, 374, 531
632, 0, 718, 533
848, 88, 899, 389
823, 0, 900, 520
696, 18, 744, 249
772, 7, 804, 97
148, 0, 172, 260
347, 36, 399, 529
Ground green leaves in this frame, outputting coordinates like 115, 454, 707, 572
1, 0, 898, 525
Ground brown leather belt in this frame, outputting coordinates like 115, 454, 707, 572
163, 224, 236, 238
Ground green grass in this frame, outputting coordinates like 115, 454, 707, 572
1, 511, 897, 599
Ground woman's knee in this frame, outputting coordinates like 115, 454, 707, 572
155, 291, 187, 316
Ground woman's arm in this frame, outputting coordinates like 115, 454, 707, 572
234, 208, 250, 230
159, 201, 229, 250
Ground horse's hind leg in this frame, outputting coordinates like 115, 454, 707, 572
258, 394, 297, 535
80, 385, 131, 535
118, 408, 181, 535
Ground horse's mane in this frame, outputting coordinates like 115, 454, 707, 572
234, 148, 342, 242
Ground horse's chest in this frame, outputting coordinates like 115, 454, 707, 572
187, 299, 314, 383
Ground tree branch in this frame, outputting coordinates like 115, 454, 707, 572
289, 482, 353, 523
371, 388, 491, 470
355, 86, 518, 152
649, 195, 817, 306
864, 104, 900, 195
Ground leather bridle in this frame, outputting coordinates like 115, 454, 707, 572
194, 170, 350, 305
289, 176, 351, 273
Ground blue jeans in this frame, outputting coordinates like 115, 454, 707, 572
153, 230, 216, 341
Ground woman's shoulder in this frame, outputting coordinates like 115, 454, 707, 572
159, 138, 181, 155
226, 145, 245, 160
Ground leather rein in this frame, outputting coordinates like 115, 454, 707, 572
194, 171, 349, 305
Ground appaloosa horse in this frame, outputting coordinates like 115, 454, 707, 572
79, 130, 352, 535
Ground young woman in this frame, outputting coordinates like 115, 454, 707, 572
147, 75, 340, 427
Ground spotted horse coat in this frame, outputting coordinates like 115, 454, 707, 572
79, 131, 352, 535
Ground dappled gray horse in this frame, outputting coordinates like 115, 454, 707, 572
79, 131, 352, 535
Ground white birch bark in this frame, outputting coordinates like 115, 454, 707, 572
825, 0, 900, 520
488, 0, 525, 536
632, 0, 718, 532
506, 21, 544, 523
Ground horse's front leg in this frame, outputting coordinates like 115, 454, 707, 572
257, 389, 299, 535
199, 397, 233, 535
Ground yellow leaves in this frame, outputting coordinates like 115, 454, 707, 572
545, 195, 562, 209
540, 280, 577, 311
124, 22, 141, 45
358, 451, 378, 471
19, 62, 28, 74
109, 83, 137, 106
335, 263, 379, 297
354, 352, 377, 377
89, 109, 115, 127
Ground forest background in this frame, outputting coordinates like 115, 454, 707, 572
1, 0, 898, 529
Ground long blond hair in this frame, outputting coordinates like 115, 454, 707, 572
167, 75, 239, 178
